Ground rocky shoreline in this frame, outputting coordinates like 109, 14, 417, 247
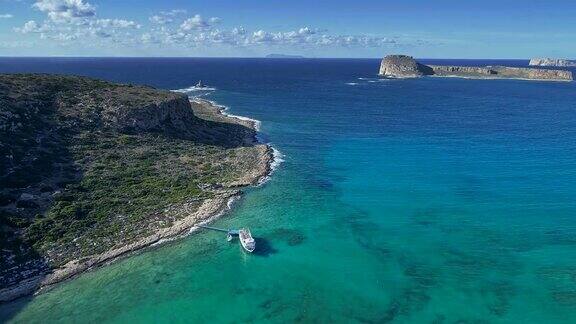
0, 98, 274, 303
379, 55, 573, 81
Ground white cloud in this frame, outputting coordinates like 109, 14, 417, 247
231, 26, 246, 36
95, 19, 140, 29
238, 27, 393, 47
167, 9, 187, 15
14, 6, 421, 52
0, 14, 14, 19
33, 0, 96, 22
141, 32, 161, 44
14, 20, 44, 33
150, 9, 186, 25
180, 14, 219, 31
91, 29, 111, 38
150, 15, 171, 25
298, 27, 314, 35
78, 19, 140, 39
17, 1, 141, 42
51, 32, 78, 41
150, 22, 402, 50
252, 30, 273, 43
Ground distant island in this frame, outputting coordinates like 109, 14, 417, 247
529, 58, 576, 67
265, 54, 305, 59
379, 55, 573, 81
0, 74, 273, 301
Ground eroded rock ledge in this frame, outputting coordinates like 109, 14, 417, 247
379, 55, 573, 81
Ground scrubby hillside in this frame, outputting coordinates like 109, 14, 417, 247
0, 74, 270, 294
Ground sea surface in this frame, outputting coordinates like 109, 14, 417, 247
1, 58, 576, 323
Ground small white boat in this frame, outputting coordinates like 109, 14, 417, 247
239, 228, 255, 252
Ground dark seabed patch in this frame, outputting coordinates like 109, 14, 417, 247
259, 297, 292, 321
269, 228, 306, 246
399, 258, 439, 288
441, 245, 522, 283
368, 254, 440, 322
452, 175, 494, 204
551, 291, 576, 306
480, 280, 516, 317
307, 177, 335, 190
253, 237, 278, 257
543, 229, 576, 246
536, 266, 576, 306
379, 285, 432, 323
338, 207, 393, 258
411, 207, 444, 227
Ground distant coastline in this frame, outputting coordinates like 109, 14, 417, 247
265, 54, 305, 59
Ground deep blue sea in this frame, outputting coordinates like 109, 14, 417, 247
1, 58, 576, 323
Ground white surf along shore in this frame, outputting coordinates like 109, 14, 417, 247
0, 87, 284, 303
190, 98, 285, 184
180, 84, 285, 183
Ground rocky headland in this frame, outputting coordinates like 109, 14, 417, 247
0, 74, 273, 302
379, 55, 573, 81
529, 58, 576, 67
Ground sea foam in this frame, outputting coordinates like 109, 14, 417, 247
173, 89, 285, 185
173, 85, 217, 93
270, 147, 285, 172
196, 98, 262, 132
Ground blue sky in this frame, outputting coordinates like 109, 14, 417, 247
0, 0, 575, 58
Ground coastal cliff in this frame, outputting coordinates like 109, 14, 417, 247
0, 74, 273, 301
529, 58, 576, 67
379, 55, 573, 81
379, 55, 428, 77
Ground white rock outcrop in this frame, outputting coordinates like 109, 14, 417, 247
529, 58, 576, 67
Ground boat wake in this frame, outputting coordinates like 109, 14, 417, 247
357, 77, 390, 83
173, 85, 217, 93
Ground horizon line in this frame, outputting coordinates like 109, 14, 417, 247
0, 55, 535, 60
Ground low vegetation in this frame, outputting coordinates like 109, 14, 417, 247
0, 74, 263, 288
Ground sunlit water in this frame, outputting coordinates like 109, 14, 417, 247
1, 58, 576, 323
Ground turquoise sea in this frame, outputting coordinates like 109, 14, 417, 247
1, 58, 576, 323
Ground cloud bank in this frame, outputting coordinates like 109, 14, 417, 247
33, 0, 96, 22
11, 2, 428, 54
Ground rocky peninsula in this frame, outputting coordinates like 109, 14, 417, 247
529, 58, 576, 67
0, 74, 273, 302
379, 55, 573, 81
